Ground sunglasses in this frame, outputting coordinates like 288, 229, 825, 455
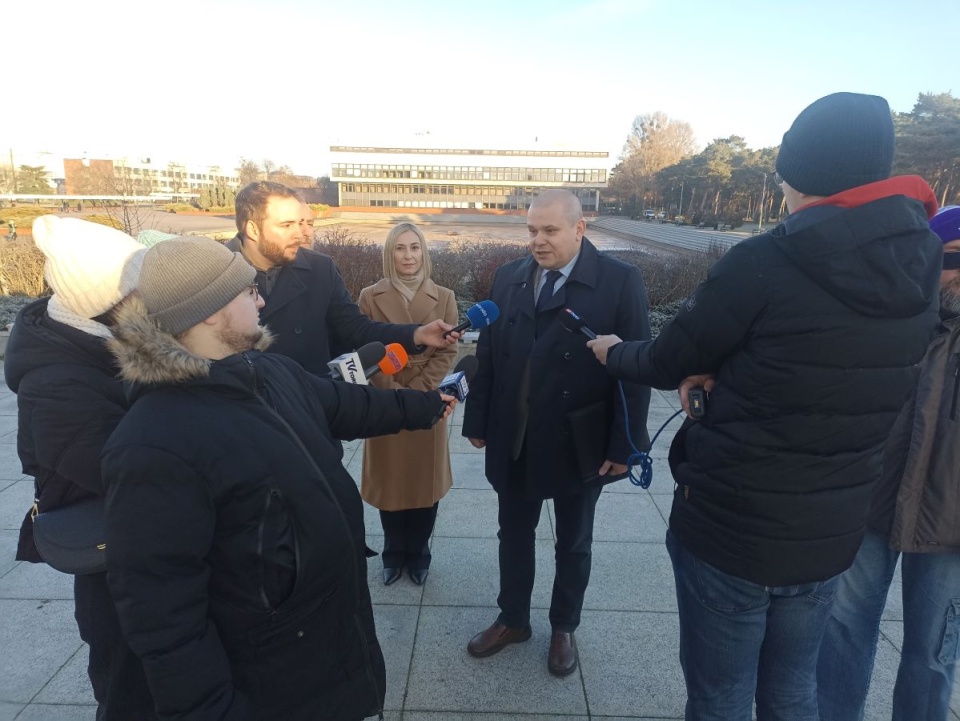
943, 252, 960, 271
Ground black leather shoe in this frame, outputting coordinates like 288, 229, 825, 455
409, 568, 429, 586
382, 567, 402, 586
547, 630, 578, 676
467, 621, 532, 658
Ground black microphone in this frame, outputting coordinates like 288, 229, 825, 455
443, 300, 500, 338
439, 355, 479, 401
559, 308, 597, 340
327, 342, 386, 383
455, 354, 480, 380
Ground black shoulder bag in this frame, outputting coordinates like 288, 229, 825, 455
31, 497, 107, 575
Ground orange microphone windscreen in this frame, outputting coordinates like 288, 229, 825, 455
379, 343, 409, 375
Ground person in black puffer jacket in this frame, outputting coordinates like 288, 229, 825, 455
102, 235, 456, 721
587, 93, 943, 721
6, 216, 156, 719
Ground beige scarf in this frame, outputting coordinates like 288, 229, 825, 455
47, 295, 115, 339
392, 269, 424, 307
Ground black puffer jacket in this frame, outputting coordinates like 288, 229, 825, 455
5, 298, 127, 562
102, 299, 448, 721
607, 192, 941, 586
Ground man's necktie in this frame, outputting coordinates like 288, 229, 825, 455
536, 270, 562, 312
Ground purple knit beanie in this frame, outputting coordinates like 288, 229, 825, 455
930, 206, 960, 244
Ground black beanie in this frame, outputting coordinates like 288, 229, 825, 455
775, 92, 894, 197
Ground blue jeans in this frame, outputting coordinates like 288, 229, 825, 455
666, 530, 839, 721
818, 530, 960, 721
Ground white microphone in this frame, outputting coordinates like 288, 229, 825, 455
327, 342, 386, 384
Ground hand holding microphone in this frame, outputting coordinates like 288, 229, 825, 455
415, 301, 499, 348
433, 355, 480, 424
438, 355, 479, 402
442, 300, 500, 339
559, 307, 622, 365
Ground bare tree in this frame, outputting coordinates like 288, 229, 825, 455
237, 158, 262, 185
72, 164, 163, 236
622, 112, 696, 178
610, 111, 696, 213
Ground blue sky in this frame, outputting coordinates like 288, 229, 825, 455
5, 0, 957, 175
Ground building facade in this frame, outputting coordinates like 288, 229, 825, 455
64, 157, 239, 196
330, 146, 609, 212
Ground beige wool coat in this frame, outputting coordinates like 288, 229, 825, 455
358, 278, 457, 511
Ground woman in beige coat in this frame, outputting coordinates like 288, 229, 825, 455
358, 222, 457, 586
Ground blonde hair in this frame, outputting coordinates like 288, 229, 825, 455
383, 222, 432, 282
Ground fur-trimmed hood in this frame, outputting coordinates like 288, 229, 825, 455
108, 294, 274, 386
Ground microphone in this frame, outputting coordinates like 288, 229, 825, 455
328, 342, 386, 384
443, 300, 500, 338
559, 308, 597, 340
365, 343, 408, 379
438, 355, 479, 402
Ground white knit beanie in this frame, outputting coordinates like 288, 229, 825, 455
33, 216, 146, 319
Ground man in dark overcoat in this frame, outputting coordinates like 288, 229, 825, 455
463, 189, 651, 676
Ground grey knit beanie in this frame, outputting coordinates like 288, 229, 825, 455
776, 92, 894, 197
139, 236, 256, 335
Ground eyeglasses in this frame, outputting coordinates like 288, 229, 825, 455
774, 172, 784, 187
246, 284, 260, 301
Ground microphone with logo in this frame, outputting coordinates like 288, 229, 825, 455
327, 342, 386, 384
558, 308, 597, 340
442, 300, 500, 339
365, 343, 409, 380
433, 355, 480, 424
438, 355, 479, 402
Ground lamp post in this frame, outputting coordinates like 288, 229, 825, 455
758, 172, 768, 233
678, 181, 684, 218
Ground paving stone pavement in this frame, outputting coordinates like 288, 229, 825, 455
0, 365, 955, 720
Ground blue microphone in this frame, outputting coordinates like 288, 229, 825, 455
443, 300, 500, 338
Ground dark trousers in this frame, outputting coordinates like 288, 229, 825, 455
496, 484, 602, 633
74, 572, 157, 721
379, 502, 439, 571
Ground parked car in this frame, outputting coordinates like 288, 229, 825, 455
674, 216, 685, 226
643, 209, 655, 220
